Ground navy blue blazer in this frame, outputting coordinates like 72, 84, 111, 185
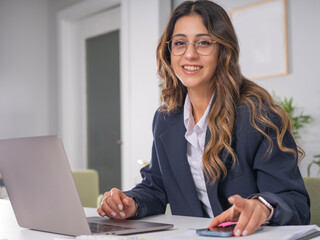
125, 103, 310, 225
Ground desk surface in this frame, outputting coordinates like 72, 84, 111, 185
1, 199, 320, 240
0, 199, 212, 239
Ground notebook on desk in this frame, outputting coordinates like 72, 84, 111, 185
0, 136, 173, 236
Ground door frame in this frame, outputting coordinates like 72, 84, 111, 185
58, 0, 171, 189
57, 0, 127, 171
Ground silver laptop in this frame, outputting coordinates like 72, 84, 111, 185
0, 136, 173, 236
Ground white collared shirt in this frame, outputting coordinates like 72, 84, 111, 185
183, 94, 214, 218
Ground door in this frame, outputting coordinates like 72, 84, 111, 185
86, 31, 121, 193
76, 7, 121, 193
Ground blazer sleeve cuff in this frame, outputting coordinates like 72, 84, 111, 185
123, 190, 148, 219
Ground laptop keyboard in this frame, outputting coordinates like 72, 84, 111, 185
89, 222, 129, 233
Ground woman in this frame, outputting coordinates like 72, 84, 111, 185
97, 0, 310, 237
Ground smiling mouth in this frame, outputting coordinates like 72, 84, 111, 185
183, 65, 202, 71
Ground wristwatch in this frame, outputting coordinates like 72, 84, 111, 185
252, 195, 274, 224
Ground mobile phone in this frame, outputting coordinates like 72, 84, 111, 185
196, 225, 263, 237
196, 225, 236, 237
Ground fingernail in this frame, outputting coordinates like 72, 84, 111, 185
229, 197, 235, 202
101, 212, 105, 217
119, 212, 125, 218
111, 212, 117, 217
242, 230, 248, 236
118, 204, 123, 210
124, 199, 129, 205
235, 229, 241, 236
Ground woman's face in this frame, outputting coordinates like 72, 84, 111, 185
170, 14, 219, 94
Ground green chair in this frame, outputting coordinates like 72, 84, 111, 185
72, 169, 100, 208
303, 177, 320, 226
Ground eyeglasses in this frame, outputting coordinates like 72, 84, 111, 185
167, 38, 217, 56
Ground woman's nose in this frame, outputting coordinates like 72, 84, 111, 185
184, 43, 198, 59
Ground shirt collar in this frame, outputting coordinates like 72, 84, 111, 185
183, 93, 214, 132
184, 94, 193, 130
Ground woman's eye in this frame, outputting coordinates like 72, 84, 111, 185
197, 40, 212, 46
173, 40, 186, 46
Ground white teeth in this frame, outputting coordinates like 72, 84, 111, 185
183, 66, 201, 71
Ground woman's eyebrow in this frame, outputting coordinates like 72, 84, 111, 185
172, 33, 186, 38
172, 33, 210, 38
196, 33, 210, 37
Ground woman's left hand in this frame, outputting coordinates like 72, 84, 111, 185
208, 194, 271, 237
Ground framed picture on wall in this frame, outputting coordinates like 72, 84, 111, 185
229, 0, 288, 80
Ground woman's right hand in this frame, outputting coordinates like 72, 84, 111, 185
97, 188, 137, 219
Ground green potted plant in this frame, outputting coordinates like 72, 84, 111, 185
273, 95, 320, 177
273, 96, 311, 140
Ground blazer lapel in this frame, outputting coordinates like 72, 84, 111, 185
159, 112, 204, 216
205, 175, 224, 217
204, 127, 224, 217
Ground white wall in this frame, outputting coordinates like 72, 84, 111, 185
0, 0, 49, 139
173, 0, 320, 177
0, 0, 86, 140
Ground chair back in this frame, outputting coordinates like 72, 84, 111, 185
72, 169, 99, 208
303, 177, 320, 226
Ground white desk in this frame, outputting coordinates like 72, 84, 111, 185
0, 199, 211, 239
1, 199, 320, 240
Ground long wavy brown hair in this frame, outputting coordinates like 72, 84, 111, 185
156, 0, 303, 184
